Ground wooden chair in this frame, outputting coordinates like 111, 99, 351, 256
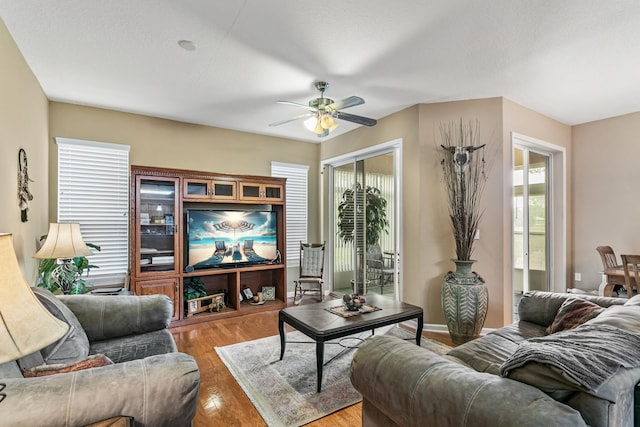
620, 254, 640, 298
596, 246, 625, 296
293, 242, 325, 304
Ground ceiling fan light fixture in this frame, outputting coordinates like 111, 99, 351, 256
320, 114, 337, 132
314, 118, 325, 135
271, 81, 375, 137
304, 115, 318, 132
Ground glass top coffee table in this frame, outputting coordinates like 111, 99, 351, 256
278, 294, 423, 392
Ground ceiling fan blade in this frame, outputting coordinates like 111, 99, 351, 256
276, 100, 317, 113
327, 96, 364, 111
269, 113, 313, 127
334, 111, 377, 127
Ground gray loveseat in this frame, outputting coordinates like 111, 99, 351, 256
351, 291, 640, 427
0, 288, 200, 426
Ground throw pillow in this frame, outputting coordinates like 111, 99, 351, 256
584, 305, 640, 334
31, 287, 90, 364
546, 298, 605, 334
22, 354, 113, 378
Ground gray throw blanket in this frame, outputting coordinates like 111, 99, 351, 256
500, 324, 640, 391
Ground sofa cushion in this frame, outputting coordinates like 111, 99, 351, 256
446, 322, 547, 375
518, 291, 624, 327
546, 298, 605, 334
32, 287, 90, 364
584, 305, 640, 334
22, 354, 113, 377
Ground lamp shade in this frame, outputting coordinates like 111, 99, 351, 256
0, 234, 69, 364
33, 223, 92, 259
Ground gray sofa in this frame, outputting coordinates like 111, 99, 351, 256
351, 291, 640, 427
0, 288, 200, 427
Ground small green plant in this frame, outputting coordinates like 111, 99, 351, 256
36, 235, 100, 295
337, 184, 389, 248
184, 277, 207, 302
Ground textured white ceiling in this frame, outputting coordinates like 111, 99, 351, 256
2, 0, 640, 143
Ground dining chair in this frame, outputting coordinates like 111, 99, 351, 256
596, 245, 625, 296
293, 242, 326, 304
620, 254, 640, 299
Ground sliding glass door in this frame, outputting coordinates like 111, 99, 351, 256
513, 147, 550, 309
331, 151, 398, 298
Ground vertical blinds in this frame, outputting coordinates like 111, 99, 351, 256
333, 169, 395, 273
56, 138, 130, 286
271, 162, 309, 265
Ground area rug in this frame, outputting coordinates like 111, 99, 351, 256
215, 326, 450, 427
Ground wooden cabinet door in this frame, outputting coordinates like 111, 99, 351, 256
263, 183, 283, 202
184, 178, 237, 200
135, 176, 180, 277
211, 180, 237, 200
183, 178, 211, 200
239, 182, 283, 202
135, 278, 180, 320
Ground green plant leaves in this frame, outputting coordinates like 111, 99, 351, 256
337, 183, 389, 248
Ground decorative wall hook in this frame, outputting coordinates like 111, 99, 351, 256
17, 148, 34, 222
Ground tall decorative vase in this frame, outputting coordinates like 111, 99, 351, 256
441, 259, 489, 344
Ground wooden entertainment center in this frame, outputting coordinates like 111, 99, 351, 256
129, 165, 287, 326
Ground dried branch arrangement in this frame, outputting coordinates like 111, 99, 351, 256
439, 119, 487, 261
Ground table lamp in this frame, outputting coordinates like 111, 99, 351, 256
0, 233, 69, 364
33, 223, 93, 294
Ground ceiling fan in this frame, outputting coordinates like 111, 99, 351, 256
269, 81, 377, 137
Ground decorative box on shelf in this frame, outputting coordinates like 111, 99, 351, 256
186, 293, 225, 317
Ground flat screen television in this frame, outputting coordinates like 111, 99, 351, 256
186, 209, 278, 269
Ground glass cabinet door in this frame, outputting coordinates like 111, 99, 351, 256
137, 177, 179, 275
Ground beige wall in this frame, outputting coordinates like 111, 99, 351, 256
0, 18, 50, 283
48, 102, 321, 237
416, 99, 504, 327
48, 103, 321, 291
322, 100, 509, 327
502, 99, 572, 319
323, 98, 572, 328
572, 112, 640, 289
320, 107, 419, 300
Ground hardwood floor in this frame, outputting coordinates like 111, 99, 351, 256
171, 298, 454, 426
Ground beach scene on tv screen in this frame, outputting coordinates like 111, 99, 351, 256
188, 210, 277, 268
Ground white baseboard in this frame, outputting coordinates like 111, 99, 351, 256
400, 319, 496, 336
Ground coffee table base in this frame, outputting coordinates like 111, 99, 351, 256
278, 296, 423, 392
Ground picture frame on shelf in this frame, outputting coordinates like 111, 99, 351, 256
261, 286, 276, 301
242, 287, 253, 301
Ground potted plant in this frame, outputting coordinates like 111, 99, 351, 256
183, 277, 207, 302
337, 183, 389, 293
36, 236, 101, 295
438, 118, 490, 344
337, 183, 389, 248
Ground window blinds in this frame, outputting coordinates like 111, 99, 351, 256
271, 162, 309, 265
56, 138, 130, 286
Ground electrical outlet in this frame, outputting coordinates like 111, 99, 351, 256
575, 273, 582, 282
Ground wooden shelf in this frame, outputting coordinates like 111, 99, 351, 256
182, 262, 285, 278
172, 299, 286, 327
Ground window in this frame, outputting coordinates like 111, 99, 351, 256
271, 162, 309, 265
56, 138, 130, 286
